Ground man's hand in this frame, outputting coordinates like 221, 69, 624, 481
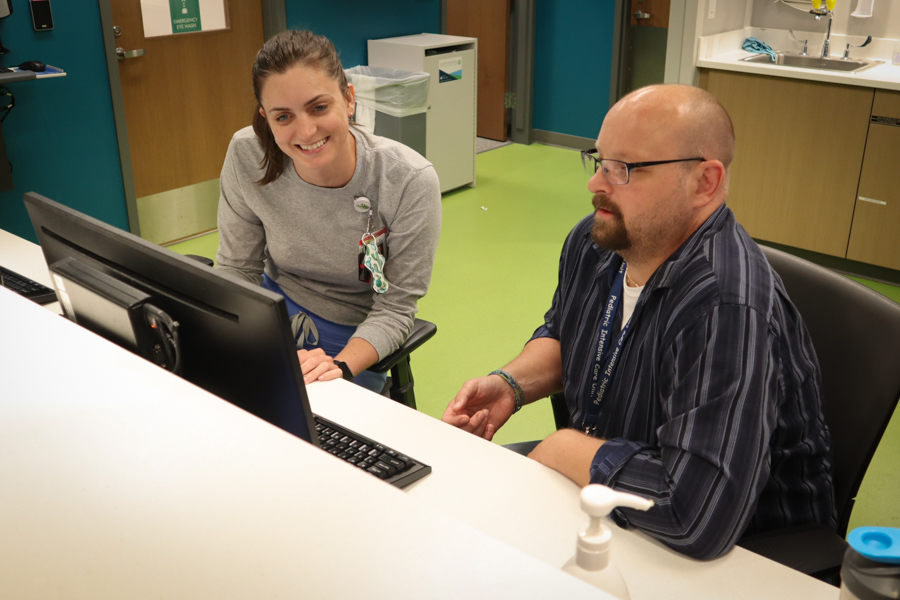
528, 429, 604, 487
297, 348, 342, 384
442, 375, 517, 441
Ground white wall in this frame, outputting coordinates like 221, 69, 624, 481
751, 0, 900, 39
702, 0, 751, 35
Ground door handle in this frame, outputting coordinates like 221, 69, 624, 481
116, 47, 146, 60
634, 11, 652, 19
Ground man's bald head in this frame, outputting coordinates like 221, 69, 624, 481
610, 85, 735, 171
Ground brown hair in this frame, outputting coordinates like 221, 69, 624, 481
251, 30, 351, 185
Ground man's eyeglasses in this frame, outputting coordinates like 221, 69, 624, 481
580, 149, 706, 185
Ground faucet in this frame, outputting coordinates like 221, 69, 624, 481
789, 29, 808, 56
772, 1, 834, 58
810, 7, 834, 58
843, 35, 873, 60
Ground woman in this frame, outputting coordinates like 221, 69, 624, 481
215, 30, 441, 392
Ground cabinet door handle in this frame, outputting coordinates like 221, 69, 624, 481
859, 196, 887, 206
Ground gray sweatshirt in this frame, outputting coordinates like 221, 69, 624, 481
215, 126, 442, 360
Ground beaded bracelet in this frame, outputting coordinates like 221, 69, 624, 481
489, 369, 524, 413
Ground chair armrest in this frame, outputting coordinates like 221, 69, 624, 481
185, 254, 214, 267
369, 319, 437, 374
550, 393, 569, 431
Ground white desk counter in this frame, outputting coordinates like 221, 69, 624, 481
697, 28, 900, 92
0, 228, 839, 599
0, 286, 608, 599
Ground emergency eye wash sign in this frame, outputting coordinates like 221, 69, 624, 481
140, 0, 228, 38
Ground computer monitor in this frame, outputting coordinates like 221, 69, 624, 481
24, 191, 318, 445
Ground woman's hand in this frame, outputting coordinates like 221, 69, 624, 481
297, 348, 343, 384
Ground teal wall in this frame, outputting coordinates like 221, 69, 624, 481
533, 0, 616, 140
0, 1, 127, 242
285, 0, 441, 69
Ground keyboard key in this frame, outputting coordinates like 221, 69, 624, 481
374, 460, 397, 477
381, 455, 407, 472
367, 465, 388, 479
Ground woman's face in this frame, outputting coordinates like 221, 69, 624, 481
259, 63, 356, 188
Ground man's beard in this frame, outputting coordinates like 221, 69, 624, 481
591, 194, 631, 251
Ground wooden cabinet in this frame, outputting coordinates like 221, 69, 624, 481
700, 70, 873, 257
847, 90, 900, 270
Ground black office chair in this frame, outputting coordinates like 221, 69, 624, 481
548, 245, 900, 582
184, 254, 436, 410
733, 245, 900, 581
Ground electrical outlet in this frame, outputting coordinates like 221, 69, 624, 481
708, 0, 717, 19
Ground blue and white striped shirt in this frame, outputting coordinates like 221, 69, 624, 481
533, 205, 836, 559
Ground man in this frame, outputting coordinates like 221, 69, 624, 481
442, 84, 836, 560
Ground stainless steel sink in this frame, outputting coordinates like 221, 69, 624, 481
741, 52, 883, 73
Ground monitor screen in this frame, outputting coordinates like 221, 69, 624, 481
24, 191, 318, 445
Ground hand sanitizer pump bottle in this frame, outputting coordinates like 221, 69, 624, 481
562, 484, 654, 599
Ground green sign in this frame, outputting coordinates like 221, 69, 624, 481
170, 0, 202, 34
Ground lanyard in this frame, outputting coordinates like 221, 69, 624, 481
581, 261, 632, 435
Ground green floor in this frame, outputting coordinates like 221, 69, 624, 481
169, 142, 900, 533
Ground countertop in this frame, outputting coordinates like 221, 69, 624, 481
697, 28, 900, 91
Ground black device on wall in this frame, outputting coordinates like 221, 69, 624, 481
29, 0, 53, 31
0, 0, 12, 56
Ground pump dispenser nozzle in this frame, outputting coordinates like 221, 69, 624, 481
562, 485, 653, 599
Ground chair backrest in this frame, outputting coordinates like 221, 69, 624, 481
761, 245, 900, 536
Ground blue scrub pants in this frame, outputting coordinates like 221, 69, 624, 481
262, 275, 388, 393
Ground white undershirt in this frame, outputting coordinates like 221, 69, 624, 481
622, 274, 644, 326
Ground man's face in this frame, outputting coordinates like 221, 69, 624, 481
588, 101, 697, 260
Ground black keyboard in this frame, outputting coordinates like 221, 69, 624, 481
1, 265, 57, 304
314, 415, 431, 488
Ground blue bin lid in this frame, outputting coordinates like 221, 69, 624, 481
848, 527, 900, 564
